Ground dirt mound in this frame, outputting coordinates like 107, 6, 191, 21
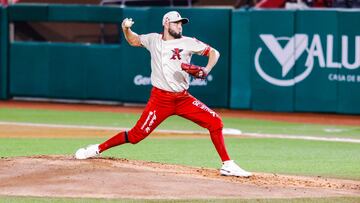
0, 155, 359, 199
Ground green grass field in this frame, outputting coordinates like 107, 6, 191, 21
0, 107, 359, 202
1, 108, 360, 138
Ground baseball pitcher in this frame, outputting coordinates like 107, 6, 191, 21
75, 11, 252, 177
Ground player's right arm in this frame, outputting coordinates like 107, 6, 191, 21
122, 18, 142, 47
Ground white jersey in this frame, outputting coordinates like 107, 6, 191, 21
139, 33, 210, 92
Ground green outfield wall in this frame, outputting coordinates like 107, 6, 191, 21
231, 9, 360, 114
7, 5, 231, 106
10, 42, 124, 101
1, 4, 360, 113
0, 7, 8, 100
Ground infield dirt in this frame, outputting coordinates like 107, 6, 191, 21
0, 155, 359, 199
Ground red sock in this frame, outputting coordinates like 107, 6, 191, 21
99, 131, 127, 153
210, 129, 230, 162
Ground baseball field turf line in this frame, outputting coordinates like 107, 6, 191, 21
1, 121, 359, 143
0, 108, 359, 138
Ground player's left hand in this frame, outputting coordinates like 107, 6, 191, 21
181, 63, 208, 79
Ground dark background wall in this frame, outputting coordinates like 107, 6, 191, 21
1, 4, 360, 114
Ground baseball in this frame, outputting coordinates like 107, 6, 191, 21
124, 19, 133, 28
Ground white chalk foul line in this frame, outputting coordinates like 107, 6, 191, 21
0, 121, 205, 135
0, 121, 359, 143
244, 133, 360, 143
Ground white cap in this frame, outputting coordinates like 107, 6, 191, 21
162, 11, 189, 26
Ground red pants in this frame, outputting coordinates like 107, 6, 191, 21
100, 87, 230, 162
128, 87, 223, 143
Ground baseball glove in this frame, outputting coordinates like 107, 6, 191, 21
181, 63, 208, 79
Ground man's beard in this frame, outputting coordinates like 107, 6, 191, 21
169, 28, 182, 39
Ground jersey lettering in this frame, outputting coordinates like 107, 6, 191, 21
141, 110, 157, 133
170, 48, 183, 60
192, 101, 217, 117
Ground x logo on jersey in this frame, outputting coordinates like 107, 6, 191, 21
170, 48, 183, 60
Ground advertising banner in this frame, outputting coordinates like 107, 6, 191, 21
250, 10, 295, 111
231, 9, 360, 114
294, 10, 339, 112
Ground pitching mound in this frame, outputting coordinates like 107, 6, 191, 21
0, 155, 359, 199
